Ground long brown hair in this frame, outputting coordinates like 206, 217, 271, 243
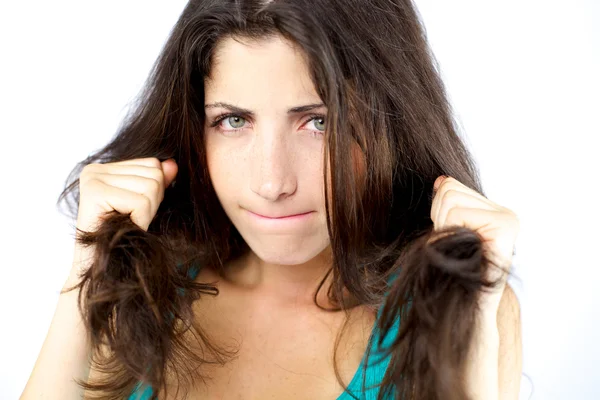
59, 1, 505, 399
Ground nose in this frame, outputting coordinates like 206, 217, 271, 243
249, 128, 297, 202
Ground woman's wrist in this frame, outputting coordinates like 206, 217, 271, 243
464, 309, 500, 400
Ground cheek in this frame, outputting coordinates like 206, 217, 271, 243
205, 141, 238, 202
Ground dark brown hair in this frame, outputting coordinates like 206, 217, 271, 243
59, 1, 506, 399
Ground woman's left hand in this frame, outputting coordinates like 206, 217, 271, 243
430, 175, 520, 315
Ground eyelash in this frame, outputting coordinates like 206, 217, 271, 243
209, 113, 326, 137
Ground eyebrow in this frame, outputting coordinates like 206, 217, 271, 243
204, 102, 326, 116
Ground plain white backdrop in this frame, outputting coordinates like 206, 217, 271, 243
1, 1, 598, 399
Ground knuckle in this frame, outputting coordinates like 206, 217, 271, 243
147, 178, 161, 194
446, 207, 466, 226
150, 167, 164, 182
441, 189, 459, 203
146, 157, 162, 168
139, 195, 152, 213
82, 177, 102, 192
446, 206, 459, 219
446, 189, 461, 198
80, 163, 96, 178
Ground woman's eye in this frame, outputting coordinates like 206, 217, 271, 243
306, 116, 326, 132
222, 116, 246, 129
211, 114, 325, 134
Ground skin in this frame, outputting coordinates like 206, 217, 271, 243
172, 34, 522, 398
204, 35, 332, 287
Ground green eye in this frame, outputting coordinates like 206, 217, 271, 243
313, 117, 325, 131
227, 116, 246, 129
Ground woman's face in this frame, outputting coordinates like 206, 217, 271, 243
203, 35, 330, 266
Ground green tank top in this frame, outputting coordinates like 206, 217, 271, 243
127, 266, 399, 399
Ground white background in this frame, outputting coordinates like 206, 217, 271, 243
1, 1, 598, 399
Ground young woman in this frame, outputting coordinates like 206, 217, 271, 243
21, 0, 521, 399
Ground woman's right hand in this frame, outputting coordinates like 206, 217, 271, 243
66, 157, 177, 281
75, 157, 178, 234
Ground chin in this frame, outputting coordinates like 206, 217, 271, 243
244, 235, 330, 266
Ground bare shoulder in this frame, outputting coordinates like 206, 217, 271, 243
497, 284, 522, 400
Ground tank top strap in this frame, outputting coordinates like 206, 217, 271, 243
339, 269, 401, 399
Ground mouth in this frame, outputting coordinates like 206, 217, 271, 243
242, 208, 315, 231
247, 210, 314, 220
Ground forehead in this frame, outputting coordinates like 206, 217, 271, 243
204, 35, 321, 107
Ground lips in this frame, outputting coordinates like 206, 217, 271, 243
248, 210, 312, 219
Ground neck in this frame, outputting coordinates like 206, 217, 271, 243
223, 246, 335, 308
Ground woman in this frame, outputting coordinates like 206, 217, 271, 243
21, 0, 521, 399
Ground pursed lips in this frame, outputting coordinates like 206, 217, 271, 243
246, 210, 313, 219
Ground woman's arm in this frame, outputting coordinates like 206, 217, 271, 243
429, 176, 522, 399
464, 284, 523, 400
497, 284, 522, 399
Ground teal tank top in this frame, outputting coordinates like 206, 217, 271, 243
127, 267, 400, 399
